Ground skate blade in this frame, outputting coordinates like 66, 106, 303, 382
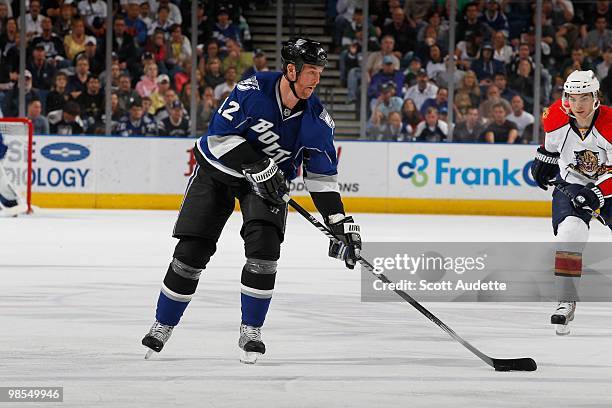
240, 350, 262, 364
556, 324, 571, 336
144, 349, 157, 360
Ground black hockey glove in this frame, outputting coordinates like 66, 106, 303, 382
327, 214, 362, 270
572, 183, 605, 212
242, 157, 288, 205
530, 146, 560, 190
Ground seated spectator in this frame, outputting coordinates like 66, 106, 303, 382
492, 31, 513, 64
453, 107, 486, 143
49, 100, 84, 135
560, 48, 594, 78
148, 4, 172, 36
457, 1, 491, 42
596, 48, 612, 80
107, 16, 138, 75
241, 49, 269, 80
401, 98, 422, 130
508, 59, 536, 110
456, 31, 484, 71
25, 0, 44, 41
420, 87, 448, 119
99, 60, 121, 92
453, 91, 474, 122
205, 57, 225, 89
28, 44, 56, 91
67, 54, 90, 99
382, 7, 416, 56
341, 7, 379, 50
154, 88, 188, 123
222, 38, 252, 79
483, 103, 518, 143
367, 81, 403, 137
214, 66, 237, 101
417, 11, 450, 53
3, 70, 40, 117
115, 96, 158, 136
46, 72, 70, 114
158, 100, 191, 137
205, 39, 221, 61
141, 96, 156, 123
165, 24, 192, 76
425, 44, 445, 80
138, 3, 152, 30
76, 75, 104, 133
403, 69, 438, 111
124, 0, 148, 46
107, 91, 124, 133
368, 56, 405, 100
83, 36, 104, 76
136, 63, 159, 97
366, 35, 400, 79
212, 6, 240, 52
414, 107, 448, 142
493, 73, 517, 102
200, 86, 217, 133
156, 0, 182, 26
403, 56, 422, 87
470, 43, 505, 84
117, 73, 139, 112
63, 16, 87, 61
30, 17, 66, 64
27, 99, 49, 135
381, 111, 412, 141
54, 3, 74, 37
506, 95, 534, 141
478, 84, 511, 121
149, 73, 169, 113
508, 42, 533, 75
78, 0, 107, 32
432, 55, 466, 89
582, 16, 612, 59
479, 0, 509, 38
344, 41, 363, 103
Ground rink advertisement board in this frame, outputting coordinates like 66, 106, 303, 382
29, 136, 552, 216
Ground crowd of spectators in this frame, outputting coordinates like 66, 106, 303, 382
333, 0, 612, 143
0, 0, 268, 137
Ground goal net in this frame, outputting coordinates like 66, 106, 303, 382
0, 118, 33, 213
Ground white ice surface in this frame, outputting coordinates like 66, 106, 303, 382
1, 210, 612, 408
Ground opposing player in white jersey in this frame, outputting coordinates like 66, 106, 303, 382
0, 133, 27, 216
530, 70, 612, 335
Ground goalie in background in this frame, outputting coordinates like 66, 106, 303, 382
0, 133, 27, 216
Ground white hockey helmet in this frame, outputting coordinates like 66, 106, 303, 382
562, 70, 600, 114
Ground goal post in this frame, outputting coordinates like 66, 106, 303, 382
0, 118, 33, 214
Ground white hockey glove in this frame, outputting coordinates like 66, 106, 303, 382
327, 214, 362, 270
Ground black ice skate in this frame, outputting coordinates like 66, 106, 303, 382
239, 323, 265, 364
551, 302, 576, 336
142, 321, 174, 359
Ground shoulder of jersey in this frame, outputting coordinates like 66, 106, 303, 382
594, 105, 612, 142
542, 99, 569, 133
235, 71, 281, 96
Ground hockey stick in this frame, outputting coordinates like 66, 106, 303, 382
551, 181, 607, 226
283, 195, 537, 372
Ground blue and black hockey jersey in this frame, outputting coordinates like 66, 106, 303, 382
196, 71, 340, 195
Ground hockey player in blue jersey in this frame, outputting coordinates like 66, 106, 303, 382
142, 38, 362, 363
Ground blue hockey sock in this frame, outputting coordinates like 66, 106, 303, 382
241, 293, 272, 327
155, 290, 190, 326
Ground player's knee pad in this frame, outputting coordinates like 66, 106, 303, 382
242, 221, 281, 261
241, 258, 277, 299
163, 238, 216, 297
556, 216, 588, 252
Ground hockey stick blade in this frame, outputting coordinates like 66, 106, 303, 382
285, 196, 537, 372
492, 357, 537, 372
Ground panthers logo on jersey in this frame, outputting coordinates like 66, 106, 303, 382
568, 150, 608, 180
237, 76, 260, 91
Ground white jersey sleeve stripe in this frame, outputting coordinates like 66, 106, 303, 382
207, 134, 247, 158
